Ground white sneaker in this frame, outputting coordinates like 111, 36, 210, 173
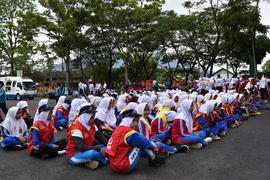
57, 150, 66, 155
210, 134, 221, 140
189, 143, 203, 149
85, 161, 99, 169
204, 137, 213, 143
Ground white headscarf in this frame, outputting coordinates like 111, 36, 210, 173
220, 95, 229, 105
33, 99, 48, 124
127, 102, 138, 110
119, 117, 134, 127
1, 107, 27, 137
116, 94, 128, 111
197, 95, 204, 102
228, 95, 235, 104
53, 96, 66, 115
69, 98, 87, 124
37, 110, 51, 125
175, 99, 193, 133
95, 97, 116, 126
17, 101, 28, 109
78, 113, 95, 131
163, 111, 177, 122
135, 103, 147, 116
162, 99, 176, 109
90, 97, 102, 108
199, 100, 215, 115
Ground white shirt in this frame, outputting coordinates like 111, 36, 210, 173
259, 78, 270, 89
215, 78, 224, 87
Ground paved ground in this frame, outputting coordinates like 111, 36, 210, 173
1, 99, 270, 180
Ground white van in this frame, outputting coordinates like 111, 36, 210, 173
0, 76, 37, 100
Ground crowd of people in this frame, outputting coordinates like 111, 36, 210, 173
0, 74, 269, 174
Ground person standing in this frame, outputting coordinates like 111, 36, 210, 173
0, 81, 8, 115
62, 83, 70, 96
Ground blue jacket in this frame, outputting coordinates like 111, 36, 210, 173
0, 88, 6, 103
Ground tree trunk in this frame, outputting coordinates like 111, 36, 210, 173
251, 41, 257, 77
11, 62, 15, 76
80, 61, 84, 81
108, 51, 113, 89
124, 60, 129, 85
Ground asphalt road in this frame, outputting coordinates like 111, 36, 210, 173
1, 99, 270, 180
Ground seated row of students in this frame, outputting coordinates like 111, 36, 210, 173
0, 90, 267, 174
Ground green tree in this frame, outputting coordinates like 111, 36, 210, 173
262, 59, 270, 72
0, 0, 38, 75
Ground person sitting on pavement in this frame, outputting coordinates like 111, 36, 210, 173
17, 101, 33, 129
106, 110, 166, 174
171, 99, 212, 149
66, 104, 108, 169
28, 104, 66, 159
0, 107, 28, 150
54, 96, 72, 131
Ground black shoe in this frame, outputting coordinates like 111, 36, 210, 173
148, 156, 166, 167
175, 145, 189, 153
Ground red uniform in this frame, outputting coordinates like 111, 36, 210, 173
106, 126, 136, 174
54, 106, 69, 122
28, 120, 54, 153
150, 117, 168, 135
66, 121, 97, 158
171, 119, 192, 144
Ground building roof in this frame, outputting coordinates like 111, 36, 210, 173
213, 68, 234, 75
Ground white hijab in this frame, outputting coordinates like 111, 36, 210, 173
37, 110, 51, 125
33, 99, 48, 124
175, 99, 193, 133
69, 98, 87, 124
120, 117, 134, 127
95, 97, 116, 126
90, 97, 102, 108
1, 107, 27, 137
17, 101, 28, 109
53, 96, 66, 115
116, 94, 128, 111
127, 102, 138, 110
199, 100, 215, 115
78, 113, 95, 131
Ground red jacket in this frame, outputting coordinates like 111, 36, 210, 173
106, 126, 135, 174
150, 117, 168, 135
28, 120, 54, 153
66, 121, 97, 158
171, 118, 192, 144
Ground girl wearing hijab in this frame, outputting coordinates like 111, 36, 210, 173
171, 100, 210, 149
28, 104, 66, 159
0, 107, 28, 150
17, 101, 32, 129
135, 103, 188, 154
209, 100, 228, 137
68, 98, 87, 126
150, 108, 176, 144
95, 97, 117, 128
66, 104, 108, 169
33, 99, 48, 124
220, 95, 240, 128
106, 109, 165, 174
116, 94, 129, 113
193, 100, 222, 140
54, 96, 72, 130
116, 102, 138, 126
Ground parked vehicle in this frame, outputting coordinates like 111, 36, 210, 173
0, 76, 37, 100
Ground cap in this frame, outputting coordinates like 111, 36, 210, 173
39, 104, 53, 114
79, 105, 97, 116
122, 109, 141, 119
